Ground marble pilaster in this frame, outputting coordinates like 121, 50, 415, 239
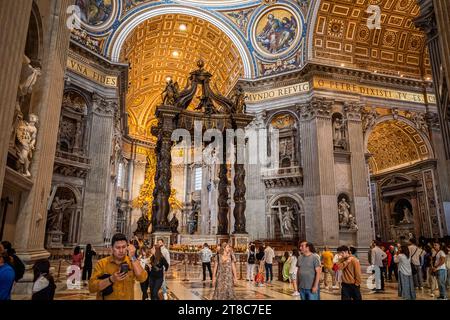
13, 0, 74, 264
345, 103, 373, 247
80, 95, 116, 246
299, 99, 338, 246
0, 0, 33, 196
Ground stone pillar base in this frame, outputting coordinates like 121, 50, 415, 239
16, 249, 50, 265
216, 235, 230, 246
46, 230, 64, 249
11, 249, 52, 297
230, 233, 249, 248
151, 231, 172, 249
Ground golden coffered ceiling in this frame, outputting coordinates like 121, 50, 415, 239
368, 120, 430, 174
122, 14, 244, 142
313, 0, 431, 79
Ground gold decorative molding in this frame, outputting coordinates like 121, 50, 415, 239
132, 149, 182, 218
313, 0, 431, 79
313, 77, 436, 104
66, 56, 118, 87
122, 14, 244, 143
368, 119, 430, 174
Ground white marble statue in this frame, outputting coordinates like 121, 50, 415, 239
282, 208, 295, 234
338, 198, 351, 226
15, 113, 38, 177
400, 206, 413, 224
348, 214, 358, 231
333, 117, 345, 147
18, 55, 41, 98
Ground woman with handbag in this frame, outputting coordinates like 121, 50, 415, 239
148, 245, 169, 300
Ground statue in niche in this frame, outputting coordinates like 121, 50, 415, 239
281, 208, 295, 234
338, 198, 351, 227
161, 79, 179, 105
18, 55, 41, 99
15, 113, 38, 177
11, 56, 41, 148
332, 116, 347, 149
400, 206, 413, 224
231, 84, 247, 114
47, 197, 74, 232
169, 212, 179, 233
348, 214, 358, 231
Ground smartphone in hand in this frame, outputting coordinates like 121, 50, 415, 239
120, 263, 129, 274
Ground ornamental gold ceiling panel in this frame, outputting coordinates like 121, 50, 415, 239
313, 0, 431, 79
367, 120, 430, 174
122, 14, 244, 142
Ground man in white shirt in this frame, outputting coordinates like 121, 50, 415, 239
408, 238, 424, 289
264, 245, 275, 284
371, 241, 387, 292
199, 243, 213, 281
157, 239, 170, 300
432, 242, 447, 300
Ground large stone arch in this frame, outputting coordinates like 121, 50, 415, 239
365, 116, 434, 174
106, 5, 254, 77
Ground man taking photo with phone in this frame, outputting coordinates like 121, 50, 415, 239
89, 233, 148, 300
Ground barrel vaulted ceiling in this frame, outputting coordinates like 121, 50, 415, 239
71, 0, 433, 142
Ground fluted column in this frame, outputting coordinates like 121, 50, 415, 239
13, 0, 74, 264
0, 0, 33, 196
345, 103, 373, 247
299, 98, 337, 246
80, 95, 116, 246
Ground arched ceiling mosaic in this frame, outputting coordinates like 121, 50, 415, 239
311, 0, 432, 79
367, 120, 431, 174
122, 14, 244, 142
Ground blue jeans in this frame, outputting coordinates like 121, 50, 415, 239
300, 288, 320, 300
436, 269, 448, 299
265, 263, 273, 282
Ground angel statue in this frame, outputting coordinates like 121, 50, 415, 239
231, 84, 247, 114
161, 79, 179, 105
15, 114, 38, 177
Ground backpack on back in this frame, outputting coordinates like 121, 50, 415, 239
248, 252, 256, 264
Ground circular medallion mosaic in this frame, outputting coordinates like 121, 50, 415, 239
75, 0, 117, 31
251, 5, 303, 59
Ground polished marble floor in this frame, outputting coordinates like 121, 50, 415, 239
12, 259, 449, 300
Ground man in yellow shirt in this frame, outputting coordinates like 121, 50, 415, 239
89, 233, 148, 300
321, 246, 335, 289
